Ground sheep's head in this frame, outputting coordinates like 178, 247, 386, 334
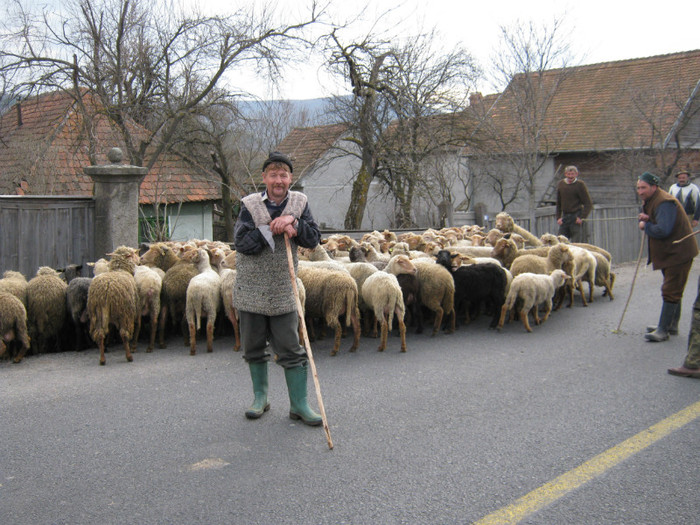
220, 250, 237, 270
494, 212, 514, 233
387, 254, 417, 276
540, 233, 559, 246
348, 245, 365, 262
492, 238, 516, 259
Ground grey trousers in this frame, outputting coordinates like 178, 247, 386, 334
238, 310, 307, 368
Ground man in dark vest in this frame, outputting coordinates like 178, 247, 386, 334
233, 151, 322, 425
637, 172, 699, 342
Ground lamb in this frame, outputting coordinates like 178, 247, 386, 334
185, 248, 222, 355
0, 270, 28, 306
563, 244, 598, 306
497, 269, 569, 332
132, 265, 162, 353
296, 266, 361, 356
361, 271, 407, 352
26, 266, 68, 355
0, 291, 31, 363
87, 246, 140, 365
412, 259, 456, 336
494, 212, 542, 247
435, 250, 507, 328
65, 277, 93, 352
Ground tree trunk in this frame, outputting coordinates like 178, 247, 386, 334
344, 164, 373, 229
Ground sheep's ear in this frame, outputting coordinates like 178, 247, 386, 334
106, 251, 115, 257
450, 253, 458, 260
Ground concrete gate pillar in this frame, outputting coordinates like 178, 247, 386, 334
85, 148, 147, 258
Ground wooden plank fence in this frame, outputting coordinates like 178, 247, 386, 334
0, 196, 95, 278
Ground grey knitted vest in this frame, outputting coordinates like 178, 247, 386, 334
234, 191, 307, 316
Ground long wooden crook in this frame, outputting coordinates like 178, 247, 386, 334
284, 234, 334, 450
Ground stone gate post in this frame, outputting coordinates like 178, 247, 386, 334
84, 148, 147, 258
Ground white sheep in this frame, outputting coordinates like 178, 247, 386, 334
361, 271, 407, 352
185, 248, 221, 355
87, 246, 140, 365
497, 269, 569, 332
133, 265, 162, 353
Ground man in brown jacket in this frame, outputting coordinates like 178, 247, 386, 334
556, 165, 593, 242
637, 172, 699, 342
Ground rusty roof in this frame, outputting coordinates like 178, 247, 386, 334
0, 90, 221, 204
275, 123, 349, 180
477, 49, 700, 153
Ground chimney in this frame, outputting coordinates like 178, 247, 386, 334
16, 101, 22, 126
469, 92, 483, 106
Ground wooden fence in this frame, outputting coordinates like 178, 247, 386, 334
454, 204, 643, 264
0, 196, 95, 278
0, 196, 644, 280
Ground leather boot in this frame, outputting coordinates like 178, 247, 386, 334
645, 302, 680, 342
646, 304, 681, 335
284, 364, 322, 426
245, 361, 270, 419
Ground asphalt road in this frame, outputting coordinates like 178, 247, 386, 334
2, 261, 700, 525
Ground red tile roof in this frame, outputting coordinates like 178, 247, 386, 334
0, 90, 221, 204
275, 123, 349, 181
475, 50, 700, 153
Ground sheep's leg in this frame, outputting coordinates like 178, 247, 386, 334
378, 316, 388, 352
431, 307, 444, 336
158, 304, 168, 348
446, 309, 456, 334
181, 315, 189, 347
541, 299, 553, 323
519, 309, 533, 332
188, 319, 197, 356
604, 278, 615, 301
588, 279, 595, 303
132, 314, 142, 352
97, 335, 107, 365
147, 310, 158, 353
497, 304, 509, 330
349, 311, 360, 352
231, 309, 241, 351
397, 315, 407, 352
206, 316, 215, 353
121, 336, 133, 363
577, 280, 589, 307
329, 318, 342, 356
12, 333, 31, 364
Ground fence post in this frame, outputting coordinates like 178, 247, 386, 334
84, 148, 147, 257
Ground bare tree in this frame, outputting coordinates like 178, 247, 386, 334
476, 17, 575, 226
0, 0, 324, 168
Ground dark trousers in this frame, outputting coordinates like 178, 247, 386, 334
238, 310, 307, 368
660, 259, 694, 303
558, 213, 584, 242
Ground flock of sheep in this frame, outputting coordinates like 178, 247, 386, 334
0, 212, 616, 366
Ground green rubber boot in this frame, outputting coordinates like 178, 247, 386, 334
645, 302, 680, 342
646, 304, 681, 335
245, 362, 270, 419
284, 364, 322, 426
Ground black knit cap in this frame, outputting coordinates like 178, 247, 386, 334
262, 151, 293, 173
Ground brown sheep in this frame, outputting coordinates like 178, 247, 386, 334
26, 267, 68, 355
0, 291, 31, 363
87, 246, 140, 365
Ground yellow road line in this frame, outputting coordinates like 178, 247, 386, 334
474, 399, 700, 525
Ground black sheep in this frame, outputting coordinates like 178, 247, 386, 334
436, 250, 507, 328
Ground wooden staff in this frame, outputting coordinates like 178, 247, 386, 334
673, 229, 700, 244
284, 233, 334, 450
614, 232, 646, 334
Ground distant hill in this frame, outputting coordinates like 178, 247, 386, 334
238, 97, 344, 127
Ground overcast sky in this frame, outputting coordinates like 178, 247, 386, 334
201, 0, 699, 100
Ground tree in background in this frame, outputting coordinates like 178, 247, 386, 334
475, 17, 575, 225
